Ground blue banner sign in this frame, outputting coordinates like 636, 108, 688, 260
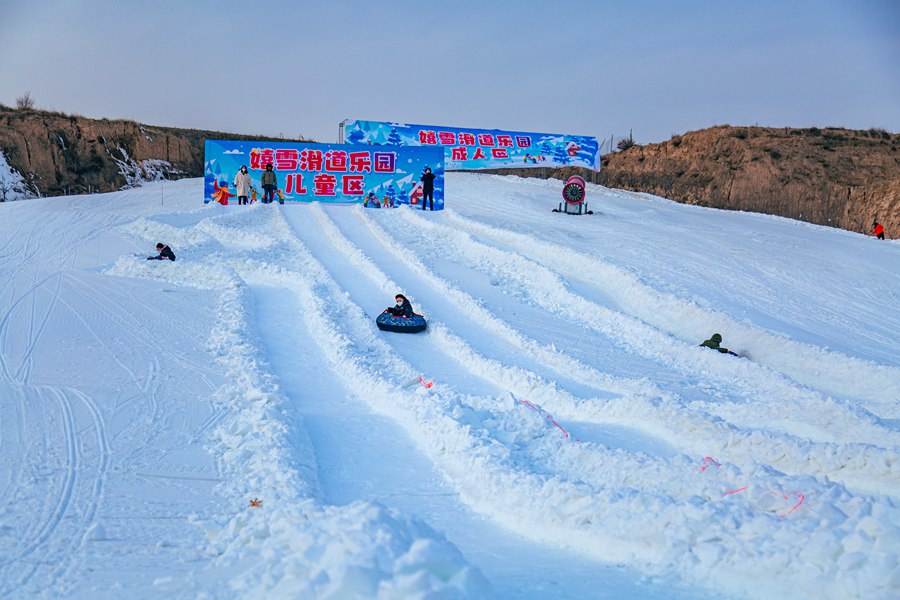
343, 120, 600, 171
204, 139, 445, 209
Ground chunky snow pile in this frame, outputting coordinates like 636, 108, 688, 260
0, 174, 897, 599
110, 146, 181, 188
0, 150, 35, 201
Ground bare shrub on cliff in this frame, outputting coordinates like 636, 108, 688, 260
15, 92, 35, 110
617, 136, 637, 151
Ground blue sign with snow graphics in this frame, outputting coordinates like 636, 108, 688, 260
343, 120, 600, 171
203, 140, 445, 209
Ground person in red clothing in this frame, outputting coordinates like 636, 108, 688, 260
872, 221, 885, 240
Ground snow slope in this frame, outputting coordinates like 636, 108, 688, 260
0, 174, 897, 599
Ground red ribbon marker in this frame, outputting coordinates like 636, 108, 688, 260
779, 493, 805, 518
514, 395, 570, 439
700, 456, 721, 472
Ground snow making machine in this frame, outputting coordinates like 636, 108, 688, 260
553, 175, 593, 215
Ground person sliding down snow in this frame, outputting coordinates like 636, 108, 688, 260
147, 243, 176, 261
700, 333, 738, 356
384, 294, 413, 318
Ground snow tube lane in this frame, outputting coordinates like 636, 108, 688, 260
246, 281, 694, 600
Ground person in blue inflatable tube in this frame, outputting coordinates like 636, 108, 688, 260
384, 294, 413, 318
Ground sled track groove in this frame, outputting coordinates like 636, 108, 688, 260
0, 387, 79, 593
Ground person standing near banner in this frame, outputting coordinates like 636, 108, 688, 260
233, 165, 252, 205
420, 167, 435, 211
261, 163, 277, 204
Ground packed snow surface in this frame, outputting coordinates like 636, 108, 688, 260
0, 174, 897, 599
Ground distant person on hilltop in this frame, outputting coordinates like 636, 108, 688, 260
420, 167, 436, 211
233, 165, 251, 206
700, 333, 738, 356
872, 221, 885, 240
147, 243, 176, 261
261, 163, 277, 204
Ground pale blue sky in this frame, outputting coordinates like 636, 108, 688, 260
0, 0, 897, 147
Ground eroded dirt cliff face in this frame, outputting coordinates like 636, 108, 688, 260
0, 106, 306, 198
597, 126, 899, 239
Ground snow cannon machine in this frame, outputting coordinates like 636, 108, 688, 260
376, 312, 428, 333
553, 175, 593, 215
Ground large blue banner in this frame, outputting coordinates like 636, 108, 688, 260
204, 139, 445, 209
343, 120, 600, 171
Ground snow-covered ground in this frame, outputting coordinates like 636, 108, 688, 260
0, 174, 897, 600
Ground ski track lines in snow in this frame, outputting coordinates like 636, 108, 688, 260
0, 385, 107, 595
181, 203, 900, 600
0, 191, 233, 598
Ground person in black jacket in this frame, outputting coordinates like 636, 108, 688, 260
385, 294, 413, 317
420, 167, 436, 211
147, 243, 176, 261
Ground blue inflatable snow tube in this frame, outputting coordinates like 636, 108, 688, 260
376, 312, 427, 333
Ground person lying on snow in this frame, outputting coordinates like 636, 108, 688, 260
384, 294, 413, 318
147, 243, 176, 261
700, 333, 738, 356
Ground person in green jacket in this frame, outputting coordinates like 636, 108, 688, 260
700, 333, 738, 356
260, 163, 277, 204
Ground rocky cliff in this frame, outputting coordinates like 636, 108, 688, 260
597, 126, 899, 239
0, 105, 307, 200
